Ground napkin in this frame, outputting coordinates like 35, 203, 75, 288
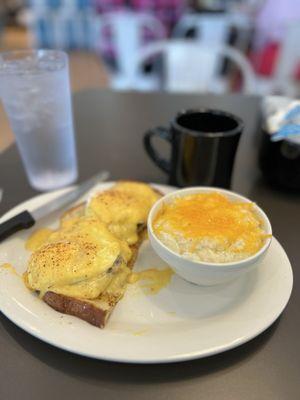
262, 96, 300, 143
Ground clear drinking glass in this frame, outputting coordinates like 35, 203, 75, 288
0, 50, 78, 191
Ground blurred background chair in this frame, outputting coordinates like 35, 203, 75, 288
96, 11, 166, 90
133, 40, 256, 94
273, 21, 300, 97
251, 0, 300, 96
0, 0, 299, 150
173, 11, 252, 84
1, 0, 300, 153
174, 13, 231, 44
255, 21, 300, 97
29, 0, 96, 49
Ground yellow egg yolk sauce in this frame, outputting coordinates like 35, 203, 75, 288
128, 267, 173, 294
1, 263, 20, 276
25, 228, 55, 252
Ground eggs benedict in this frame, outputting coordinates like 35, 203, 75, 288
23, 181, 161, 328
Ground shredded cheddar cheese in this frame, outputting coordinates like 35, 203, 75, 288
154, 193, 269, 262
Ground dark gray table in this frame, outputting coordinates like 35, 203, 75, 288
0, 90, 299, 400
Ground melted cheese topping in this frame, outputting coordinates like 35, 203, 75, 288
87, 182, 159, 245
154, 193, 268, 256
128, 267, 173, 294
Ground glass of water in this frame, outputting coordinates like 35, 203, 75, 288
0, 50, 78, 191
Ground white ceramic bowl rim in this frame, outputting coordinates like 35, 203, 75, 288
148, 186, 273, 268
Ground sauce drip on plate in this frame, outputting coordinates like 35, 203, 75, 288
128, 267, 173, 294
1, 263, 19, 276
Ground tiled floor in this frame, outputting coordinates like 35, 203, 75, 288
0, 27, 109, 152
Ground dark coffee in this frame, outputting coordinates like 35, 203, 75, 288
176, 112, 239, 133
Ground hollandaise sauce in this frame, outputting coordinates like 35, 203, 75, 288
1, 263, 19, 276
25, 228, 54, 252
128, 267, 173, 294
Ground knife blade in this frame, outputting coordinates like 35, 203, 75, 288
0, 171, 109, 243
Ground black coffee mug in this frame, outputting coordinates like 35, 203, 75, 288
144, 109, 243, 188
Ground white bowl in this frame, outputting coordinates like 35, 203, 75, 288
148, 187, 272, 286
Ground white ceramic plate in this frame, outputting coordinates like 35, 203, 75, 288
0, 183, 293, 363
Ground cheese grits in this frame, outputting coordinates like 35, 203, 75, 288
153, 192, 269, 263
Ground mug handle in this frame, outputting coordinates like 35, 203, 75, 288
143, 127, 172, 174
